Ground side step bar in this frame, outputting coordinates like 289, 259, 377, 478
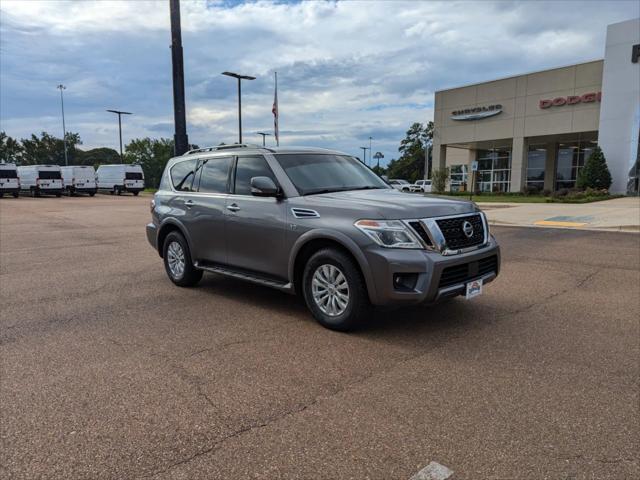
194, 261, 294, 293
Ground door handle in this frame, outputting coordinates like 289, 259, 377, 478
185, 199, 194, 208
226, 204, 240, 212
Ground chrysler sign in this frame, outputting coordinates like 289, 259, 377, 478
539, 92, 601, 109
451, 104, 502, 121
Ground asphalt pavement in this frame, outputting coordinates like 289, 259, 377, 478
0, 194, 638, 479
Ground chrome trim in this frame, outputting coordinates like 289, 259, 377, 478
405, 212, 489, 256
291, 207, 320, 219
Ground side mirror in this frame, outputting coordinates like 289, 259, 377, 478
250, 176, 280, 197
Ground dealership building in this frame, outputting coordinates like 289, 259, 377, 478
432, 18, 640, 194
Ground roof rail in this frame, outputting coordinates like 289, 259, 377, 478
183, 143, 272, 155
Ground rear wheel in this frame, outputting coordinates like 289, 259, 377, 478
115, 186, 122, 196
163, 231, 203, 287
55, 192, 61, 197
133, 191, 139, 196
89, 192, 96, 197
12, 192, 19, 198
302, 248, 369, 331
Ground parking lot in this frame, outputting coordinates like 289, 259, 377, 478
0, 194, 638, 479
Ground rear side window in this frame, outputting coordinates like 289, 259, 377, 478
233, 155, 277, 196
39, 171, 61, 180
0, 169, 17, 178
170, 160, 197, 191
125, 172, 143, 180
198, 157, 232, 194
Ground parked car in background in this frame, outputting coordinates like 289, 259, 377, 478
17, 165, 63, 197
61, 166, 97, 196
96, 164, 145, 195
412, 179, 433, 193
146, 144, 500, 331
388, 179, 413, 192
0, 162, 20, 198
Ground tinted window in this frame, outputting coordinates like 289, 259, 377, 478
234, 155, 277, 195
126, 172, 143, 180
39, 170, 61, 180
0, 169, 17, 178
198, 157, 232, 193
275, 154, 388, 195
170, 160, 197, 191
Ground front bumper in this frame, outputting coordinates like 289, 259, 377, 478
362, 236, 501, 306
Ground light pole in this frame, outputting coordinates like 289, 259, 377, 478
57, 84, 68, 166
169, 0, 189, 156
257, 132, 271, 146
373, 151, 384, 170
368, 136, 372, 166
106, 110, 133, 159
359, 146, 369, 164
222, 71, 256, 144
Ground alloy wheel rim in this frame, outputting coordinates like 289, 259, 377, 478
311, 264, 350, 317
167, 241, 185, 279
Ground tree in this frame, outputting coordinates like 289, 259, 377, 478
576, 146, 612, 190
76, 147, 121, 167
0, 131, 23, 163
124, 137, 174, 188
386, 121, 433, 182
431, 168, 449, 194
20, 131, 82, 165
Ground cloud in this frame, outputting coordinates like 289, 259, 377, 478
1, 0, 638, 165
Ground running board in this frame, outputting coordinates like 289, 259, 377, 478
194, 261, 293, 293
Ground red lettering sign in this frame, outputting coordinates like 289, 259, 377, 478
538, 92, 601, 109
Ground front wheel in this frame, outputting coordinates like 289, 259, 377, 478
89, 192, 96, 197
302, 248, 369, 331
12, 192, 19, 198
163, 231, 203, 287
133, 191, 139, 196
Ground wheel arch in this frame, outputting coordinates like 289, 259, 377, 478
288, 230, 378, 303
156, 219, 194, 259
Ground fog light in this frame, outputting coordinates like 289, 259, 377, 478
393, 273, 419, 292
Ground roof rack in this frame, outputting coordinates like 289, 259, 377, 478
183, 143, 273, 155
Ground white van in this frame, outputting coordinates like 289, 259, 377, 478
96, 164, 144, 196
61, 166, 97, 196
0, 163, 20, 198
17, 165, 63, 197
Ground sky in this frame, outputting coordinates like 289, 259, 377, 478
0, 0, 638, 166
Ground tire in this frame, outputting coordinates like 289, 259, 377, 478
109, 189, 114, 195
115, 186, 122, 196
133, 191, 139, 196
12, 192, 19, 198
163, 231, 203, 287
55, 193, 61, 197
89, 192, 96, 197
0, 193, 3, 198
302, 248, 369, 331
31, 188, 39, 197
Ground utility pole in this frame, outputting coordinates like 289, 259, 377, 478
169, 0, 189, 156
222, 72, 256, 144
424, 141, 431, 179
106, 110, 132, 158
257, 132, 271, 146
57, 84, 68, 166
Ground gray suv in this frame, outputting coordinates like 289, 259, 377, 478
146, 145, 500, 330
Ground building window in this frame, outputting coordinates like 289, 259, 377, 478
526, 145, 546, 192
555, 141, 595, 190
450, 164, 468, 192
476, 148, 511, 192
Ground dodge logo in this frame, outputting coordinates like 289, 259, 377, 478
462, 220, 474, 238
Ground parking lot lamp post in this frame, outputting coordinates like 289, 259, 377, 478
257, 132, 271, 146
57, 84, 68, 166
222, 72, 256, 144
106, 110, 133, 159
359, 146, 369, 164
369, 136, 372, 166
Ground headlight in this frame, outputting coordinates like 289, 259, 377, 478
354, 219, 423, 249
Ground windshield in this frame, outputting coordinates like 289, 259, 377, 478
125, 172, 143, 180
274, 154, 388, 196
0, 169, 17, 178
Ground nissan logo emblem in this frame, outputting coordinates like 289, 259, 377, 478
462, 220, 474, 238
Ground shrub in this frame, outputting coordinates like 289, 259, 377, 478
524, 185, 541, 195
542, 189, 552, 197
431, 168, 449, 193
576, 146, 612, 190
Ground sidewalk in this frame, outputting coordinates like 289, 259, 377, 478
478, 197, 640, 232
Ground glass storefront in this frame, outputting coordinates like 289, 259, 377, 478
450, 164, 468, 192
526, 145, 546, 192
555, 140, 596, 190
476, 147, 511, 192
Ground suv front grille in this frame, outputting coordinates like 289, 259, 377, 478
408, 221, 433, 246
438, 255, 498, 288
435, 214, 485, 250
